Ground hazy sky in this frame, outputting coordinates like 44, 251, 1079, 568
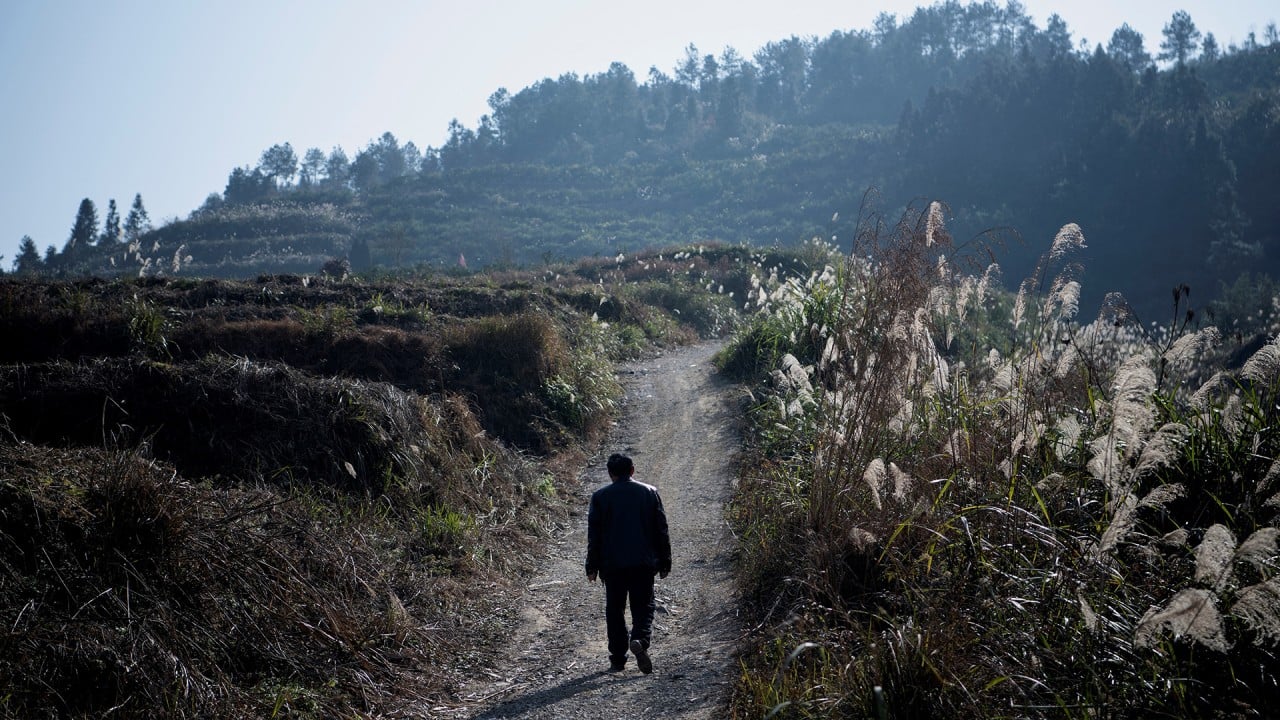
2, 0, 1276, 267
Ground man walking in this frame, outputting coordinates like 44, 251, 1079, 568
585, 453, 671, 673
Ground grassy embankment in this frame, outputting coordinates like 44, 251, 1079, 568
721, 204, 1280, 718
0, 246, 785, 718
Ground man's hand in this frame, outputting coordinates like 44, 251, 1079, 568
587, 570, 597, 582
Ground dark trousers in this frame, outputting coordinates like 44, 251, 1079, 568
601, 567, 656, 663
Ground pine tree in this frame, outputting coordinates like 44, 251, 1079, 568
124, 193, 151, 246
101, 198, 122, 244
67, 198, 99, 251
299, 147, 327, 186
1159, 11, 1202, 67
1201, 33, 1220, 62
1108, 23, 1152, 74
324, 147, 350, 189
42, 244, 60, 275
14, 235, 42, 275
259, 142, 298, 188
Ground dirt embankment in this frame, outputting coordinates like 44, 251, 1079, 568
447, 342, 742, 719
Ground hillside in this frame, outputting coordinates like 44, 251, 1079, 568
8, 218, 1280, 716
21, 3, 1280, 323
0, 245, 787, 717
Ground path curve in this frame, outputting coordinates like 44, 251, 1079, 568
456, 342, 741, 719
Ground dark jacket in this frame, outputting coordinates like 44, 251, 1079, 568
585, 477, 671, 575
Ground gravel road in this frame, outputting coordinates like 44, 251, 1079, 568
453, 342, 741, 719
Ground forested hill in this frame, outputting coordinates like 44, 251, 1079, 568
23, 2, 1280, 320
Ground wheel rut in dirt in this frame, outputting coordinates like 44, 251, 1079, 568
456, 342, 741, 720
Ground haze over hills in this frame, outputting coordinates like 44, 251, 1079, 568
10, 2, 1280, 320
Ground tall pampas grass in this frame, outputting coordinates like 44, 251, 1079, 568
726, 201, 1280, 717
1132, 422, 1190, 480
787, 198, 958, 602
1232, 579, 1280, 646
1087, 353, 1157, 499
1241, 336, 1280, 385
1194, 524, 1237, 590
1049, 222, 1086, 260
924, 201, 947, 247
1135, 588, 1229, 652
1234, 528, 1279, 576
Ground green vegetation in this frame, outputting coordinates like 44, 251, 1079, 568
18, 5, 1280, 323
0, 249, 739, 718
721, 205, 1280, 718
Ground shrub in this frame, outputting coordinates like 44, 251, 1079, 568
443, 311, 619, 450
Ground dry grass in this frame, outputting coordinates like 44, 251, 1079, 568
0, 355, 561, 717
724, 203, 1280, 718
1, 356, 463, 495
0, 249, 744, 717
0, 443, 475, 717
442, 311, 619, 451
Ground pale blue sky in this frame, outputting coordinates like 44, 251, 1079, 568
2, 0, 1275, 267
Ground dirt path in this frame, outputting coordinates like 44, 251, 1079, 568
453, 342, 741, 719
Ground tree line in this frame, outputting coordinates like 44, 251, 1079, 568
204, 131, 426, 209
14, 2, 1280, 319
193, 3, 1278, 195
12, 194, 151, 277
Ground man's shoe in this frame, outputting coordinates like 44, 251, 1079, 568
608, 660, 626, 672
630, 639, 652, 674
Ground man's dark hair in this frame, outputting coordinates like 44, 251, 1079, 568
607, 453, 634, 478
